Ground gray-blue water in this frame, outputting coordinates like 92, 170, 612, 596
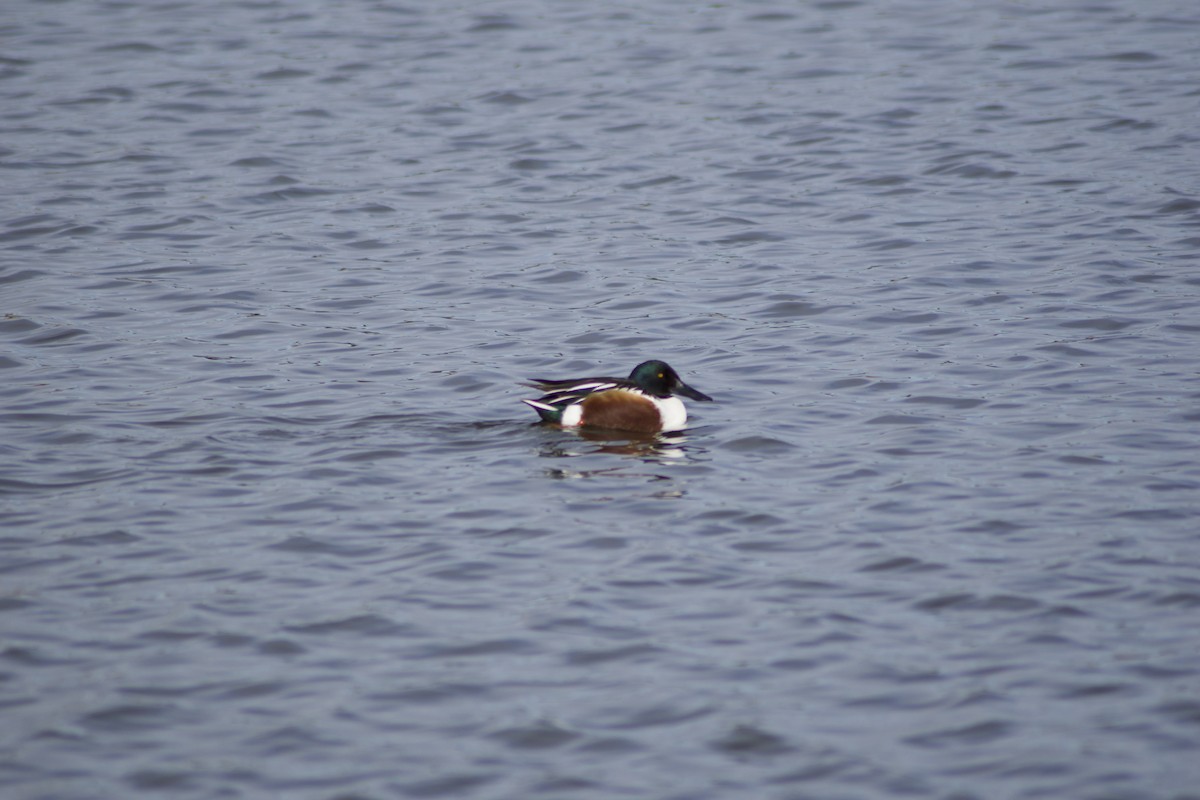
3, 2, 1199, 798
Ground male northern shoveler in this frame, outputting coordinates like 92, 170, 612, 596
521, 360, 713, 433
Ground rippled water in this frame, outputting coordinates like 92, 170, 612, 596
4, 1, 1200, 798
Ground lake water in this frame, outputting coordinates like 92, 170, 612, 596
3, 1, 1199, 798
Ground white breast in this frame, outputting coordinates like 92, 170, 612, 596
653, 396, 688, 432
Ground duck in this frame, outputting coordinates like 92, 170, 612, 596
522, 360, 712, 433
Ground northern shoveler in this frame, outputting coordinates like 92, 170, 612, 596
521, 360, 713, 433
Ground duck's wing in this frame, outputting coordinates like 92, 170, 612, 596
527, 373, 638, 399
522, 374, 624, 392
519, 377, 618, 424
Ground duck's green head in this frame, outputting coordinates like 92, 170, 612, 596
628, 360, 713, 402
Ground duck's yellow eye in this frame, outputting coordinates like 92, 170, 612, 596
658, 373, 664, 379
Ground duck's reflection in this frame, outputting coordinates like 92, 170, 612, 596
535, 426, 707, 469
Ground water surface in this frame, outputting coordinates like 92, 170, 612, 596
3, 1, 1199, 798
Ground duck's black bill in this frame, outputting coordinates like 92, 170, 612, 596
676, 382, 713, 402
